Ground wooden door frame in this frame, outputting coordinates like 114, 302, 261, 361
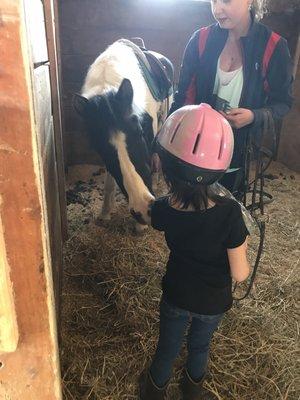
43, 0, 68, 241
0, 1, 62, 398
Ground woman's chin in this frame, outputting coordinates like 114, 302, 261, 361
217, 19, 233, 29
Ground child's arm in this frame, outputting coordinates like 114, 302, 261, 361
227, 237, 250, 283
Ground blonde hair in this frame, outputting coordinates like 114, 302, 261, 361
252, 0, 268, 20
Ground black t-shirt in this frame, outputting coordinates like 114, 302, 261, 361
151, 196, 249, 315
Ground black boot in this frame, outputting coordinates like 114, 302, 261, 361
139, 370, 168, 400
180, 369, 214, 400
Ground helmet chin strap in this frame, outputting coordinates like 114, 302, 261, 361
226, 167, 240, 173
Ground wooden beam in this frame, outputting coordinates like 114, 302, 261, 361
293, 33, 300, 79
23, 0, 48, 64
0, 0, 62, 397
44, 0, 68, 241
0, 199, 19, 353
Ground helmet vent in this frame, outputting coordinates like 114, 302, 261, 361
218, 132, 224, 159
170, 122, 181, 143
192, 134, 201, 154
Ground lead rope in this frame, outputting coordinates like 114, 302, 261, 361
233, 220, 265, 301
233, 109, 277, 300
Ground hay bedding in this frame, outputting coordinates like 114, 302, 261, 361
61, 162, 299, 400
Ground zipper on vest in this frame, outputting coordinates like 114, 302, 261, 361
238, 39, 246, 107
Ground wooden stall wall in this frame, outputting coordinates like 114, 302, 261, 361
279, 45, 300, 171
59, 0, 214, 165
43, 0, 68, 242
24, 0, 67, 316
0, 0, 62, 398
58, 0, 300, 170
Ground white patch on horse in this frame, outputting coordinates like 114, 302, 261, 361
82, 41, 161, 134
79, 41, 172, 225
110, 131, 154, 224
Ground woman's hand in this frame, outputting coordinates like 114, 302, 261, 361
220, 108, 254, 129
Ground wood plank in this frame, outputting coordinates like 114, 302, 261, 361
42, 119, 63, 317
23, 0, 48, 64
59, 24, 210, 58
62, 104, 85, 133
59, 0, 212, 32
32, 65, 64, 319
44, 0, 68, 242
64, 129, 103, 165
33, 66, 52, 152
0, 0, 61, 397
0, 207, 19, 353
60, 25, 192, 85
278, 59, 300, 171
292, 33, 300, 78
61, 54, 97, 83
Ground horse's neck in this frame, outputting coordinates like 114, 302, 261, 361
82, 42, 164, 134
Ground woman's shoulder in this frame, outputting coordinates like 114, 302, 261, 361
190, 22, 219, 41
253, 20, 285, 44
251, 22, 290, 68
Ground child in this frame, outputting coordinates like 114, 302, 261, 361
139, 104, 250, 400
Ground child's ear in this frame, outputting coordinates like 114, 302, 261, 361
73, 93, 89, 116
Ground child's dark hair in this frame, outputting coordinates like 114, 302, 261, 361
162, 164, 227, 211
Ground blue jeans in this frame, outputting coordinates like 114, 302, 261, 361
150, 298, 223, 387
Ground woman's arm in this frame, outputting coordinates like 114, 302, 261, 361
252, 37, 294, 127
221, 37, 293, 130
227, 238, 250, 282
169, 31, 200, 113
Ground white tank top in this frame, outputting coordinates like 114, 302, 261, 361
213, 58, 243, 112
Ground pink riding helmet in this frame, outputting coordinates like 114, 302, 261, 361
156, 103, 234, 184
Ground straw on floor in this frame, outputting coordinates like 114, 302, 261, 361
61, 162, 299, 400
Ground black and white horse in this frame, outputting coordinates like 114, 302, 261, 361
73, 40, 173, 232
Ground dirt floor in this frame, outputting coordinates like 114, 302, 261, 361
61, 161, 299, 400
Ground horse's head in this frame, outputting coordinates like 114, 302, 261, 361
73, 78, 154, 224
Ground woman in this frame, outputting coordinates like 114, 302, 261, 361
168, 0, 293, 194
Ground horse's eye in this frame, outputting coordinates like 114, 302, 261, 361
129, 115, 142, 132
130, 115, 139, 124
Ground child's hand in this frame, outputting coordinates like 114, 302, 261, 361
222, 108, 254, 129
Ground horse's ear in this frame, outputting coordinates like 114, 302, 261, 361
116, 78, 133, 115
73, 93, 89, 116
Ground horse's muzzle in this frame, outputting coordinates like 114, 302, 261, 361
130, 208, 148, 225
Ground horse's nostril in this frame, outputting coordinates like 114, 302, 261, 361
130, 208, 147, 225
